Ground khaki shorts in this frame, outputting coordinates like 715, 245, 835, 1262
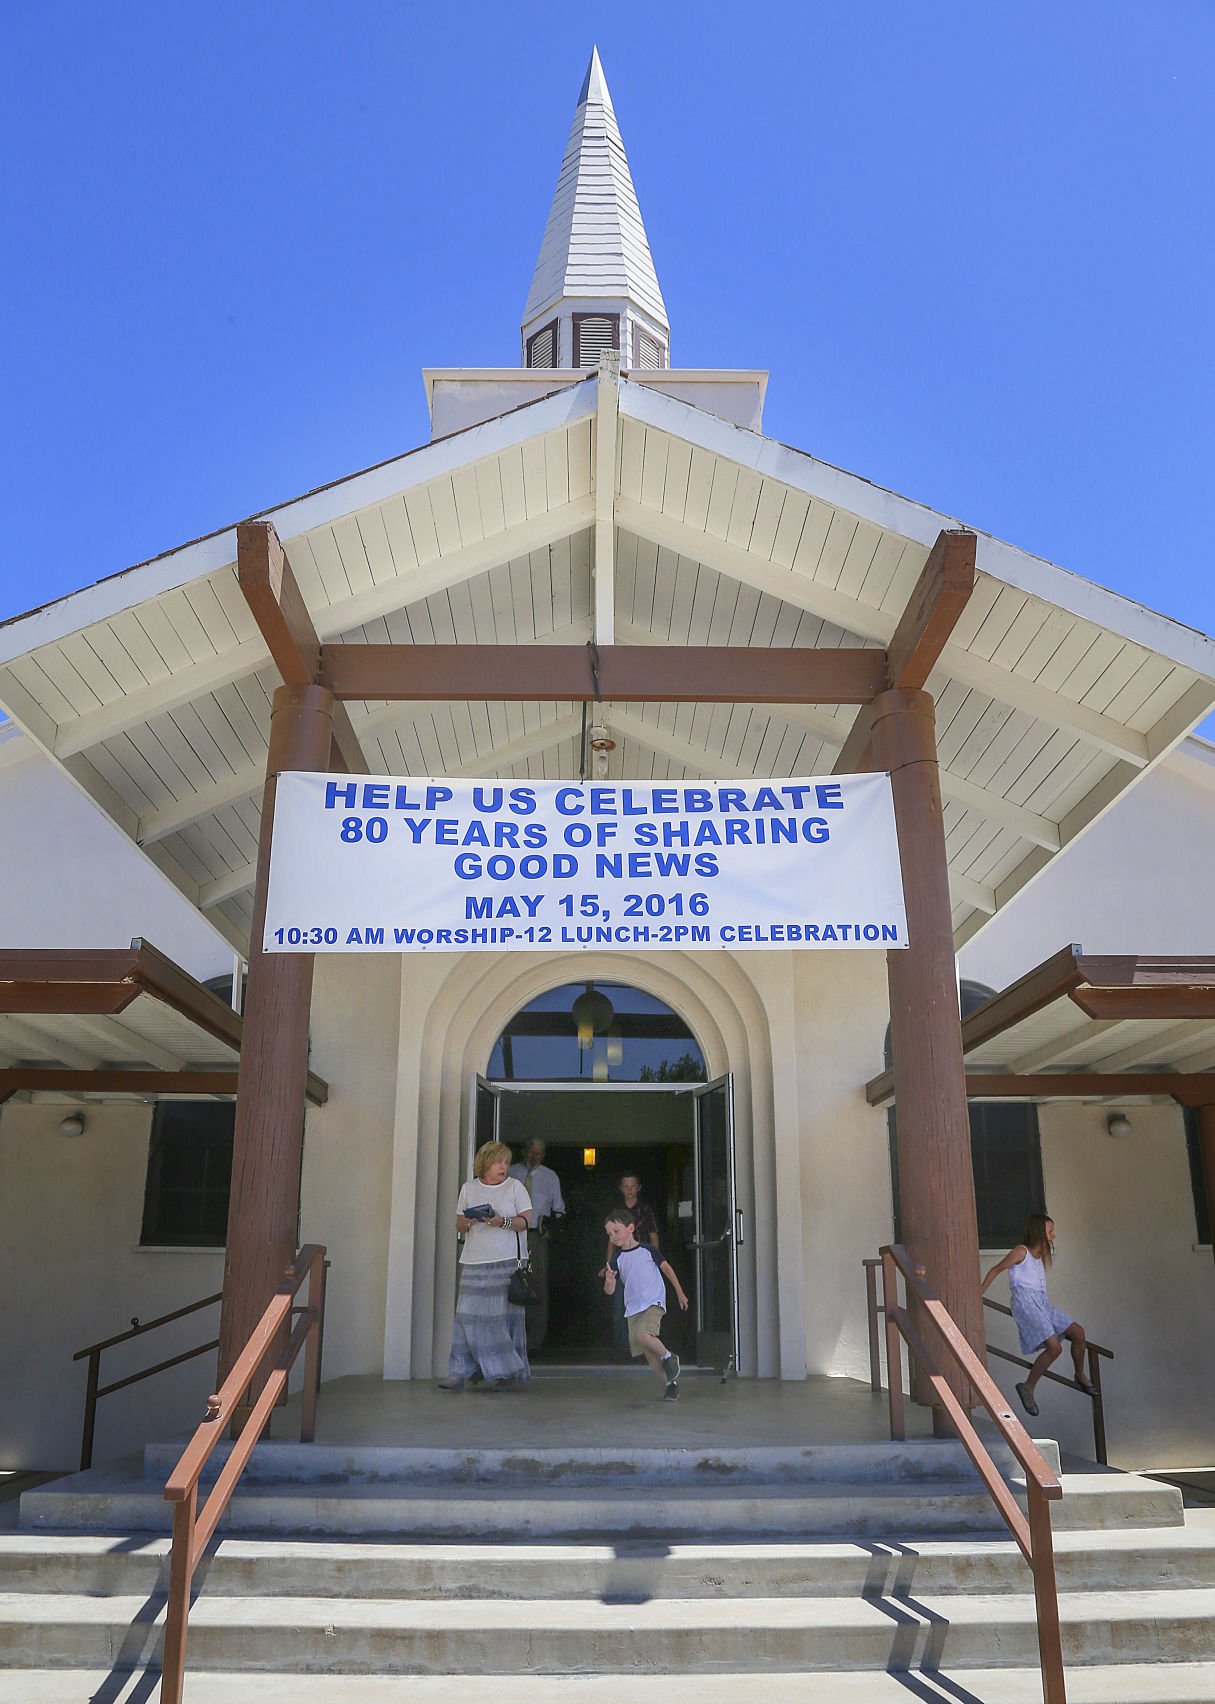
626, 1304, 665, 1357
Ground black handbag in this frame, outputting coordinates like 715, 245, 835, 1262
508, 1229, 540, 1307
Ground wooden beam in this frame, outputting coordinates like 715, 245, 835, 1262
318, 643, 889, 705
0, 1068, 327, 1105
237, 521, 366, 776
887, 530, 978, 689
866, 1070, 1215, 1108
1069, 986, 1215, 1021
0, 984, 139, 1016
835, 530, 976, 775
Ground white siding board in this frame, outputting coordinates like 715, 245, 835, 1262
451, 467, 486, 549
788, 499, 833, 582
543, 433, 570, 510
769, 491, 811, 572
639, 425, 670, 512
725, 468, 763, 551
429, 478, 463, 556
403, 489, 441, 564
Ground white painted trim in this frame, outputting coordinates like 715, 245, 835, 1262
0, 383, 598, 666
594, 353, 620, 645
619, 381, 1215, 683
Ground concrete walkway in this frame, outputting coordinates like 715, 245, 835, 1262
272, 1371, 944, 1451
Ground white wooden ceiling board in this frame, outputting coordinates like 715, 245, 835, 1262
548, 538, 573, 632
1092, 1020, 1211, 1071
1081, 638, 1155, 717
724, 581, 762, 647
735, 710, 772, 775
616, 417, 646, 505
648, 545, 677, 637
660, 436, 693, 521
1176, 1038, 1215, 1072
951, 702, 1024, 784
569, 420, 592, 500
667, 557, 701, 644
84, 739, 159, 819
943, 575, 1005, 653
56, 633, 130, 713
961, 824, 1022, 886
748, 483, 786, 562
168, 701, 235, 785
191, 573, 254, 646
832, 519, 884, 602
1004, 728, 1085, 810
473, 459, 507, 541
108, 609, 174, 689
935, 688, 991, 771
1028, 619, 1103, 697
464, 570, 496, 642
71, 625, 146, 699
682, 447, 716, 532
789, 498, 834, 582
208, 802, 259, 866
495, 445, 528, 534
139, 713, 216, 798
768, 490, 811, 571
330, 518, 375, 599
856, 532, 910, 611
133, 601, 195, 675
639, 425, 670, 512
686, 563, 721, 647
526, 544, 555, 638
403, 487, 441, 563
965, 585, 1029, 665
983, 598, 1044, 673
725, 467, 763, 552
28, 644, 103, 718
159, 587, 220, 665
450, 467, 486, 549
1102, 653, 1177, 728
814, 510, 860, 592
278, 532, 326, 607
1010, 604, 1075, 683
1058, 629, 1130, 707
969, 717, 1057, 802
706, 575, 742, 647
703, 456, 739, 544
429, 477, 463, 557
108, 727, 188, 811
1126, 665, 1192, 735
543, 431, 572, 510
176, 816, 241, 881
154, 824, 210, 887
1027, 745, 1113, 822
488, 562, 520, 643
4, 656, 69, 727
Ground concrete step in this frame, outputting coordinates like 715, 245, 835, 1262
4, 1526, 1215, 1600
140, 1436, 1062, 1488
2, 1587, 1214, 1673
20, 1466, 1182, 1540
2, 1671, 1215, 1704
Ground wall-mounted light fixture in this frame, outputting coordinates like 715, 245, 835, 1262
59, 1112, 87, 1138
1105, 1111, 1132, 1139
583, 1147, 597, 1168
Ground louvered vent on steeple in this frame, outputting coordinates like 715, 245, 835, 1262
573, 314, 619, 369
521, 48, 669, 372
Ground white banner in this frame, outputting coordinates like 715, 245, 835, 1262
262, 772, 908, 953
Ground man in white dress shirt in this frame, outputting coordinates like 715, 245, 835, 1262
508, 1138, 565, 1353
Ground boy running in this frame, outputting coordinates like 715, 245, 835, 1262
603, 1209, 689, 1400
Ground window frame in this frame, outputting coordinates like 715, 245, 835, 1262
139, 1099, 237, 1250
524, 318, 559, 370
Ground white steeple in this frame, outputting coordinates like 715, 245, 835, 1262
521, 47, 670, 371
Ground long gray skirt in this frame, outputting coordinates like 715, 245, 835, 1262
448, 1259, 531, 1383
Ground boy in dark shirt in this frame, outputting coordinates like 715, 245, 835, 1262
603, 1210, 689, 1400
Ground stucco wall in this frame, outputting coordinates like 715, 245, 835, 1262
0, 727, 231, 975
0, 1100, 224, 1470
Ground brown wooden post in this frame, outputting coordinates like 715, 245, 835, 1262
870, 687, 985, 1409
1198, 1104, 1215, 1274
217, 683, 334, 1385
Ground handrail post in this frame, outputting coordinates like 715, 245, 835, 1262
881, 1248, 905, 1440
79, 1350, 100, 1472
1087, 1344, 1107, 1466
300, 1250, 325, 1443
864, 1260, 881, 1392
1027, 1486, 1067, 1704
160, 1483, 197, 1704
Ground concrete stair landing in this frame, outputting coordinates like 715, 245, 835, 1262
3, 1428, 1214, 1701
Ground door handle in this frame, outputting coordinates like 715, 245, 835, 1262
690, 1228, 732, 1248
735, 1209, 745, 1247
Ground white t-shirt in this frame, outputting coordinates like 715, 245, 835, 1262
609, 1242, 668, 1317
456, 1176, 532, 1264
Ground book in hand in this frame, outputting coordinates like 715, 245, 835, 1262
462, 1203, 496, 1222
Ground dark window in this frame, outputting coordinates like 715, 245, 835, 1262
573, 313, 619, 368
140, 1101, 235, 1248
886, 981, 1045, 1247
487, 980, 704, 1083
525, 319, 558, 369
1184, 1108, 1212, 1245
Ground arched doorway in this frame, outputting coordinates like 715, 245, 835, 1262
477, 981, 738, 1374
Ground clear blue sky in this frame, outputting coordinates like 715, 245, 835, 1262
3, 1, 1212, 680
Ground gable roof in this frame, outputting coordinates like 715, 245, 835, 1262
1, 375, 1212, 956
523, 48, 667, 330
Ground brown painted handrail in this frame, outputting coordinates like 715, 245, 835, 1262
159, 1244, 327, 1704
863, 1258, 1115, 1464
72, 1291, 223, 1472
877, 1244, 1067, 1704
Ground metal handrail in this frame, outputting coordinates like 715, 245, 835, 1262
877, 1244, 1067, 1704
863, 1257, 1115, 1464
159, 1245, 327, 1704
72, 1291, 222, 1471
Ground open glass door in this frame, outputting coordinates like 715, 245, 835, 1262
468, 1074, 502, 1177
692, 1073, 739, 1378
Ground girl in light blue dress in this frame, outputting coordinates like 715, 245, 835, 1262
982, 1213, 1094, 1418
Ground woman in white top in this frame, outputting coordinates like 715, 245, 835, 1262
982, 1213, 1094, 1418
437, 1140, 533, 1393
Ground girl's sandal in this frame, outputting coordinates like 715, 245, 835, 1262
1075, 1375, 1097, 1394
1015, 1381, 1039, 1418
